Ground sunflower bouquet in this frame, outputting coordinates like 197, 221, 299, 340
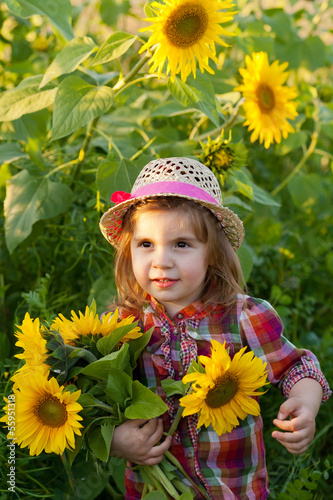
1, 304, 268, 499
0, 303, 208, 499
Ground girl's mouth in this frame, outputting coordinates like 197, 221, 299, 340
152, 279, 178, 288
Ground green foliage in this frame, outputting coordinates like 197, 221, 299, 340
0, 0, 332, 498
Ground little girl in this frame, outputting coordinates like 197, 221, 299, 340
99, 157, 331, 499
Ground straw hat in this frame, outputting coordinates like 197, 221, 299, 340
99, 157, 245, 250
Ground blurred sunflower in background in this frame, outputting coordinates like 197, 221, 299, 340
235, 51, 298, 149
180, 340, 268, 434
0, 372, 83, 456
139, 0, 237, 82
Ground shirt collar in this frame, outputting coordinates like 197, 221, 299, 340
145, 295, 216, 323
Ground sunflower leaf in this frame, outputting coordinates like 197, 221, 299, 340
80, 343, 130, 380
124, 381, 168, 419
127, 327, 154, 369
90, 32, 136, 66
161, 379, 188, 397
96, 322, 140, 356
168, 73, 219, 127
105, 369, 132, 406
186, 358, 205, 375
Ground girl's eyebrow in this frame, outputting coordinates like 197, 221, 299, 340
132, 234, 198, 242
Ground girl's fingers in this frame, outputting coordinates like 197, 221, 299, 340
147, 418, 164, 444
272, 418, 295, 432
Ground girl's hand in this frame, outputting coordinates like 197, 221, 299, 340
110, 418, 172, 465
272, 397, 316, 454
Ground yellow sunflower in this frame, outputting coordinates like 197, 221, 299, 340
52, 307, 142, 344
139, 0, 237, 82
0, 372, 83, 456
179, 340, 268, 434
13, 313, 50, 380
235, 51, 298, 149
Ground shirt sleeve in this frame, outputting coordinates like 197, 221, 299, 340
238, 296, 331, 404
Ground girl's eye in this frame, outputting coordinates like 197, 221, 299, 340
176, 241, 189, 248
140, 241, 152, 248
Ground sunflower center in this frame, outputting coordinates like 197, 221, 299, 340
36, 396, 67, 427
206, 374, 238, 408
164, 3, 208, 48
256, 83, 275, 112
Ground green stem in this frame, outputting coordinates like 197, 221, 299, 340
141, 465, 166, 493
45, 159, 79, 178
70, 118, 98, 188
113, 53, 151, 93
149, 464, 181, 499
271, 130, 319, 196
196, 97, 245, 142
164, 450, 211, 500
167, 405, 184, 437
21, 472, 51, 495
60, 453, 75, 494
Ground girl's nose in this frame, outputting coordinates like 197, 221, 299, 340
152, 247, 173, 269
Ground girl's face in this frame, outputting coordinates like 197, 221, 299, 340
130, 209, 209, 317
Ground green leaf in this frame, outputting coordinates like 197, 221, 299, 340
90, 32, 137, 66
40, 37, 97, 88
301, 36, 327, 71
0, 143, 27, 164
168, 73, 220, 127
0, 75, 57, 122
66, 434, 83, 467
80, 344, 130, 380
187, 358, 205, 375
230, 170, 280, 207
5, 0, 74, 41
144, 0, 158, 18
88, 425, 110, 462
4, 169, 73, 253
100, 0, 131, 26
96, 158, 142, 202
287, 173, 326, 210
233, 179, 254, 200
237, 245, 254, 282
161, 379, 187, 397
124, 381, 168, 419
143, 492, 168, 500
151, 101, 188, 117
51, 75, 114, 141
277, 131, 307, 155
77, 393, 97, 407
128, 327, 154, 368
105, 369, 132, 405
100, 421, 115, 460
96, 322, 140, 356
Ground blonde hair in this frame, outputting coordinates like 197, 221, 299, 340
113, 197, 245, 314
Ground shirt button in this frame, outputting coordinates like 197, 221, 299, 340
177, 313, 184, 319
173, 328, 179, 334
187, 451, 193, 459
179, 371, 184, 378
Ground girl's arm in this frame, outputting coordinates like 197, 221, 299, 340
271, 378, 323, 454
110, 418, 172, 465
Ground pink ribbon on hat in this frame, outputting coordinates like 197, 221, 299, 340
111, 181, 219, 206
132, 181, 219, 205
111, 191, 132, 204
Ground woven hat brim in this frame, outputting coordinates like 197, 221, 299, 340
100, 193, 245, 250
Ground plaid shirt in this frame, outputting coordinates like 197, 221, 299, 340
123, 295, 331, 499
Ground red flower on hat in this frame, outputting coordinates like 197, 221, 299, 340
111, 191, 132, 204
